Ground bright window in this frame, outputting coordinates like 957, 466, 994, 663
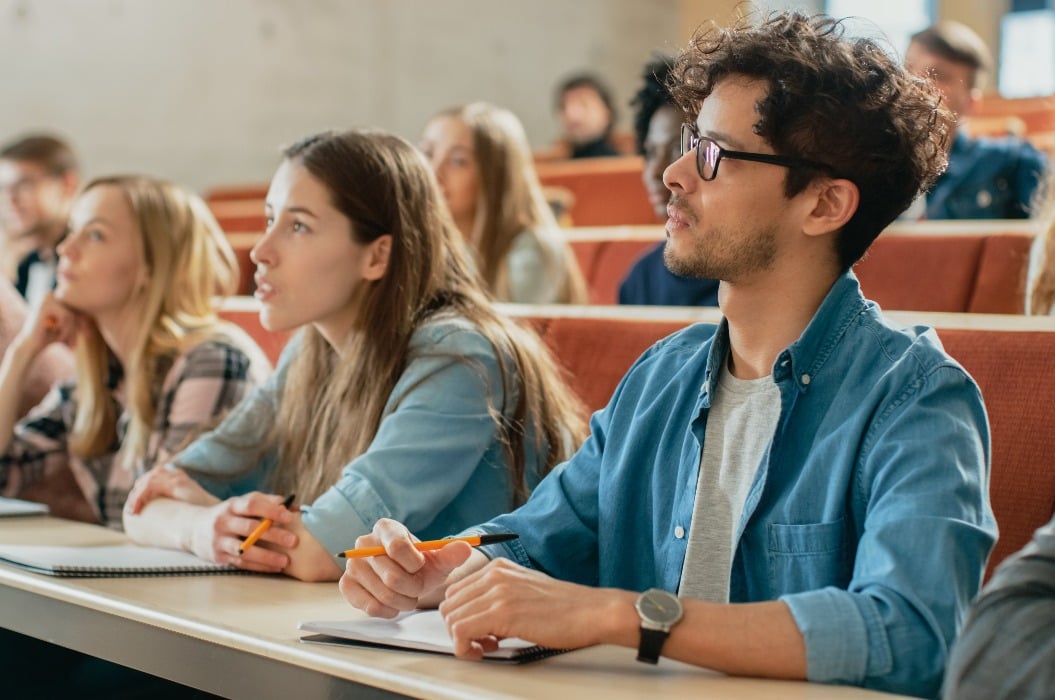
824, 0, 934, 59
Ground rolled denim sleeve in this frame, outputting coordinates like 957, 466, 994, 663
783, 365, 996, 698
301, 323, 508, 559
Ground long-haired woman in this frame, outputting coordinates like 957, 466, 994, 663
124, 129, 587, 581
0, 175, 270, 526
420, 102, 588, 303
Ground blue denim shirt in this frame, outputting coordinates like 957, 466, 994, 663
171, 314, 543, 561
476, 272, 996, 698
927, 132, 1047, 220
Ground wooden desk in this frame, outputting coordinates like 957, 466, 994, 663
0, 517, 913, 699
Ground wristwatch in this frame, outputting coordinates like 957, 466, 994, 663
635, 588, 683, 664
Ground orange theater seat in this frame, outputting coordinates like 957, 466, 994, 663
536, 157, 654, 226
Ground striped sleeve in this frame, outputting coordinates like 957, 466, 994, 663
146, 340, 258, 471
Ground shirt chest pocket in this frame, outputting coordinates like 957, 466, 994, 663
767, 518, 853, 594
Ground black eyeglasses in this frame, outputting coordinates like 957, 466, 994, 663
680, 124, 833, 181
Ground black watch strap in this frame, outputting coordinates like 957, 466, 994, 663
636, 627, 668, 664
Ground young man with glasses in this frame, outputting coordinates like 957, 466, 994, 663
0, 135, 78, 415
339, 13, 995, 697
0, 134, 80, 307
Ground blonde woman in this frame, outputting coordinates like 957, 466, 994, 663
123, 129, 587, 582
0, 176, 270, 526
420, 102, 587, 303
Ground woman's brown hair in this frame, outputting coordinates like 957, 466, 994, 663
269, 129, 587, 505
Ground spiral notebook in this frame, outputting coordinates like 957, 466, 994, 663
0, 544, 241, 578
299, 610, 564, 663
0, 497, 49, 518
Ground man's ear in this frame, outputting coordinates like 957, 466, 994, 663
802, 178, 859, 238
362, 234, 392, 281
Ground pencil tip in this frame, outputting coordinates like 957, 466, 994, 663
336, 553, 347, 558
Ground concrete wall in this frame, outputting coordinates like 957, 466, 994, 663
0, 0, 1008, 193
0, 0, 682, 192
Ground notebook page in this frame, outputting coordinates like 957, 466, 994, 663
300, 609, 538, 658
0, 497, 49, 518
0, 544, 237, 576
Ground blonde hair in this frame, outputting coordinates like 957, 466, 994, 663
1029, 180, 1055, 315
70, 176, 240, 468
267, 130, 587, 505
436, 103, 587, 303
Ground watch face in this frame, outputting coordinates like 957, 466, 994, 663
637, 589, 683, 625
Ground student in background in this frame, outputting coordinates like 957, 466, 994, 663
420, 103, 587, 304
905, 22, 1048, 219
339, 13, 994, 698
123, 129, 587, 582
943, 513, 1055, 699
0, 175, 269, 525
0, 134, 80, 307
618, 56, 720, 307
555, 73, 622, 159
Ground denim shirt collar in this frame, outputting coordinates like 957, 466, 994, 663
701, 270, 869, 401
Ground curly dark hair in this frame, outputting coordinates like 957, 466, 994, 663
670, 12, 951, 270
631, 55, 676, 155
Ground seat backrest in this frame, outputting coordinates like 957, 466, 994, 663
536, 157, 654, 226
937, 327, 1055, 578
569, 236, 660, 304
855, 235, 985, 312
968, 233, 1033, 314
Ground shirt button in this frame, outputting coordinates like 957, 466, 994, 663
674, 526, 686, 539
801, 374, 811, 385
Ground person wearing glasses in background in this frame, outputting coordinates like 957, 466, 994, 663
339, 12, 995, 698
0, 134, 80, 306
0, 135, 79, 417
617, 56, 720, 307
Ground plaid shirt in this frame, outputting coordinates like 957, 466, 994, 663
1, 337, 269, 527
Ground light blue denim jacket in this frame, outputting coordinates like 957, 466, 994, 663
171, 314, 543, 560
476, 272, 996, 698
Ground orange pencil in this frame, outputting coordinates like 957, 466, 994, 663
238, 494, 295, 554
336, 532, 518, 559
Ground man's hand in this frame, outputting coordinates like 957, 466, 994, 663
439, 557, 637, 659
339, 518, 480, 617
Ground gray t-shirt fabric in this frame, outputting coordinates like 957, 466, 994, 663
678, 360, 781, 603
